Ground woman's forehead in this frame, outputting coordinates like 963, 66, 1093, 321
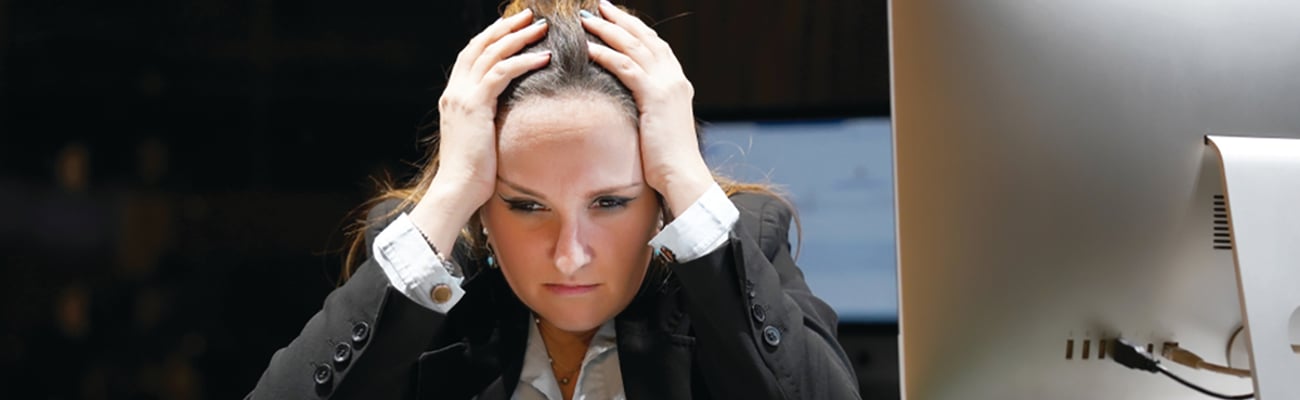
497, 95, 637, 153
495, 95, 643, 194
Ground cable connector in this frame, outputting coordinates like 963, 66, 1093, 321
1110, 338, 1161, 373
1162, 342, 1252, 378
1109, 338, 1255, 399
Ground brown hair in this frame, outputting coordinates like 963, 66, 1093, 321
339, 0, 797, 282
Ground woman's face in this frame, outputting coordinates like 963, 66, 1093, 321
481, 93, 659, 333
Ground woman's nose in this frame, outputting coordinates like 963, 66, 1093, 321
553, 216, 592, 276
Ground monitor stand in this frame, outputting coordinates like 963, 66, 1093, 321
1206, 135, 1300, 400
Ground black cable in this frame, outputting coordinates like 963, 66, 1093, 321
1226, 325, 1244, 366
1110, 338, 1254, 400
1156, 365, 1253, 400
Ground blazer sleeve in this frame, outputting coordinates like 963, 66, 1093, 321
670, 192, 861, 399
247, 200, 446, 399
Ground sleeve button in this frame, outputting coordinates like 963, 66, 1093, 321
332, 341, 353, 367
751, 303, 766, 323
351, 321, 370, 348
313, 363, 334, 386
762, 325, 781, 346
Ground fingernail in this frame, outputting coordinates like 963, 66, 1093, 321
578, 9, 595, 19
531, 17, 547, 26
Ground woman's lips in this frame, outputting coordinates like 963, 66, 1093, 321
544, 283, 599, 296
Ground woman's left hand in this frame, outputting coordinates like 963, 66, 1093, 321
582, 2, 715, 217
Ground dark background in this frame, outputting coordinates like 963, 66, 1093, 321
0, 0, 893, 398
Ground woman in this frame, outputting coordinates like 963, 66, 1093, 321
249, 1, 859, 399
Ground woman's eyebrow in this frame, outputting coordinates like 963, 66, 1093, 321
586, 182, 642, 198
498, 177, 547, 200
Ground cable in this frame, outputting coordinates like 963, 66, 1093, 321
1163, 342, 1252, 378
1110, 338, 1254, 400
1226, 325, 1243, 368
1156, 367, 1253, 400
1224, 324, 1300, 368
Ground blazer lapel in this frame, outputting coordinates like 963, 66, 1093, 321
456, 266, 532, 400
464, 266, 697, 399
616, 292, 695, 400
495, 306, 529, 397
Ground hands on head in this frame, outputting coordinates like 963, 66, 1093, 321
580, 3, 714, 213
410, 1, 714, 256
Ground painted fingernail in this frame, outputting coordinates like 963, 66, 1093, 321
578, 9, 595, 19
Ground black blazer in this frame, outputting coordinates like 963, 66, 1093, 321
248, 192, 860, 399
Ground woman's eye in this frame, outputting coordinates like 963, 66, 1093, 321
506, 200, 546, 212
593, 196, 631, 209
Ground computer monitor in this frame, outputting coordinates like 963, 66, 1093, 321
701, 117, 902, 397
892, 1, 1300, 399
702, 117, 897, 323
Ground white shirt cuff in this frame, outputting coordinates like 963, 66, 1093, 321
371, 212, 465, 313
648, 183, 739, 262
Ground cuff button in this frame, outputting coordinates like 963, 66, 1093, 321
431, 283, 453, 304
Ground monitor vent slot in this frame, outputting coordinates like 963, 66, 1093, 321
1212, 194, 1232, 250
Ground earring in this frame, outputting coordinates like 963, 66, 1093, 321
653, 247, 662, 258
481, 227, 497, 268
485, 242, 498, 269
485, 245, 498, 269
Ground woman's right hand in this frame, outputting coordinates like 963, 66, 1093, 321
410, 8, 550, 253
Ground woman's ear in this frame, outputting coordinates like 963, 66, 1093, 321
655, 191, 671, 228
468, 210, 489, 245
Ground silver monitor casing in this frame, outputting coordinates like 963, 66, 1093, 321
1206, 135, 1300, 400
891, 1, 1300, 399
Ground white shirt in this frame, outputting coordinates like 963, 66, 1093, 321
513, 318, 620, 400
371, 183, 739, 400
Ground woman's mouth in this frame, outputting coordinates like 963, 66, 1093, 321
544, 283, 599, 296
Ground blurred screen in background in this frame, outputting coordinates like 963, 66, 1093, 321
703, 118, 896, 322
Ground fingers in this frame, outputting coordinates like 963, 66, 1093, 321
469, 18, 549, 80
586, 42, 647, 95
451, 8, 536, 81
478, 51, 553, 100
584, 3, 692, 102
596, 1, 661, 43
579, 10, 658, 64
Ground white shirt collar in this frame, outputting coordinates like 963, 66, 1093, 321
513, 316, 623, 400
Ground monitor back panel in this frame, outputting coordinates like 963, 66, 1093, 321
892, 1, 1300, 398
